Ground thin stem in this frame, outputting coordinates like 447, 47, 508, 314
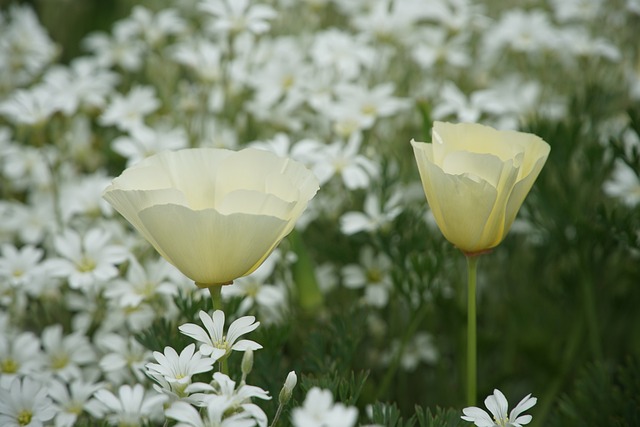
269, 404, 284, 427
208, 285, 223, 311
466, 255, 479, 407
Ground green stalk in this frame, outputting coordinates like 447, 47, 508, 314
466, 255, 479, 407
208, 285, 223, 311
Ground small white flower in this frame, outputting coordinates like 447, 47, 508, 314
0, 376, 56, 427
0, 331, 43, 380
341, 247, 393, 308
94, 383, 166, 427
461, 389, 537, 427
47, 228, 129, 289
48, 379, 103, 427
179, 310, 262, 361
340, 192, 402, 235
41, 324, 96, 381
603, 159, 640, 207
99, 85, 160, 132
0, 244, 46, 287
166, 399, 256, 427
291, 387, 358, 427
146, 344, 215, 395
199, 0, 277, 36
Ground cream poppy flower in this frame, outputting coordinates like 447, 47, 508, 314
411, 121, 550, 254
103, 147, 319, 286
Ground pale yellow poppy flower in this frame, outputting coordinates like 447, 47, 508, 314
411, 121, 550, 254
103, 147, 319, 286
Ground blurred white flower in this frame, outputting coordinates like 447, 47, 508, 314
48, 379, 104, 427
105, 257, 177, 308
0, 331, 43, 381
0, 4, 58, 86
112, 123, 189, 166
342, 246, 393, 308
83, 21, 144, 71
462, 389, 537, 427
59, 172, 113, 221
310, 132, 379, 190
40, 324, 96, 381
99, 86, 160, 132
310, 29, 375, 80
0, 376, 56, 427
128, 6, 187, 47
222, 251, 287, 324
199, 0, 277, 36
47, 228, 129, 290
0, 85, 59, 125
550, 0, 603, 22
340, 192, 402, 235
0, 244, 46, 288
97, 334, 151, 385
179, 310, 262, 361
483, 10, 558, 57
291, 387, 358, 427
603, 159, 640, 207
94, 384, 166, 426
171, 38, 223, 83
411, 28, 471, 69
382, 332, 439, 371
42, 58, 119, 115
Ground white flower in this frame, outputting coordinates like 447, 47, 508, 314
0, 376, 56, 427
99, 85, 160, 132
0, 85, 59, 126
97, 334, 151, 385
340, 192, 402, 235
603, 159, 640, 207
83, 22, 144, 71
291, 387, 358, 427
128, 6, 186, 46
461, 389, 537, 427
94, 384, 166, 427
222, 251, 287, 324
341, 247, 393, 308
0, 331, 43, 380
112, 123, 189, 167
0, 244, 46, 288
40, 324, 96, 381
166, 399, 256, 427
48, 379, 103, 427
310, 132, 379, 190
47, 228, 129, 289
104, 257, 178, 308
179, 310, 262, 361
310, 29, 375, 80
199, 0, 277, 36
146, 344, 215, 395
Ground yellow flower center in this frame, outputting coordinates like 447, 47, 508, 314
1, 358, 18, 373
361, 104, 377, 116
17, 410, 32, 426
51, 353, 69, 370
366, 268, 383, 284
12, 269, 24, 278
76, 257, 96, 273
494, 416, 509, 426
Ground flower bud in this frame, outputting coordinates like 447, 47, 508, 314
278, 371, 297, 405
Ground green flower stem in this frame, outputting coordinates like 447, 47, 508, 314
581, 277, 602, 362
269, 404, 284, 427
208, 285, 223, 311
466, 255, 479, 407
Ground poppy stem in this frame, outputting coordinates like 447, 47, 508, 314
466, 254, 479, 407
208, 285, 223, 311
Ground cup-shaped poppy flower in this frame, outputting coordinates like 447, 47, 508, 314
411, 121, 550, 255
103, 147, 319, 286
